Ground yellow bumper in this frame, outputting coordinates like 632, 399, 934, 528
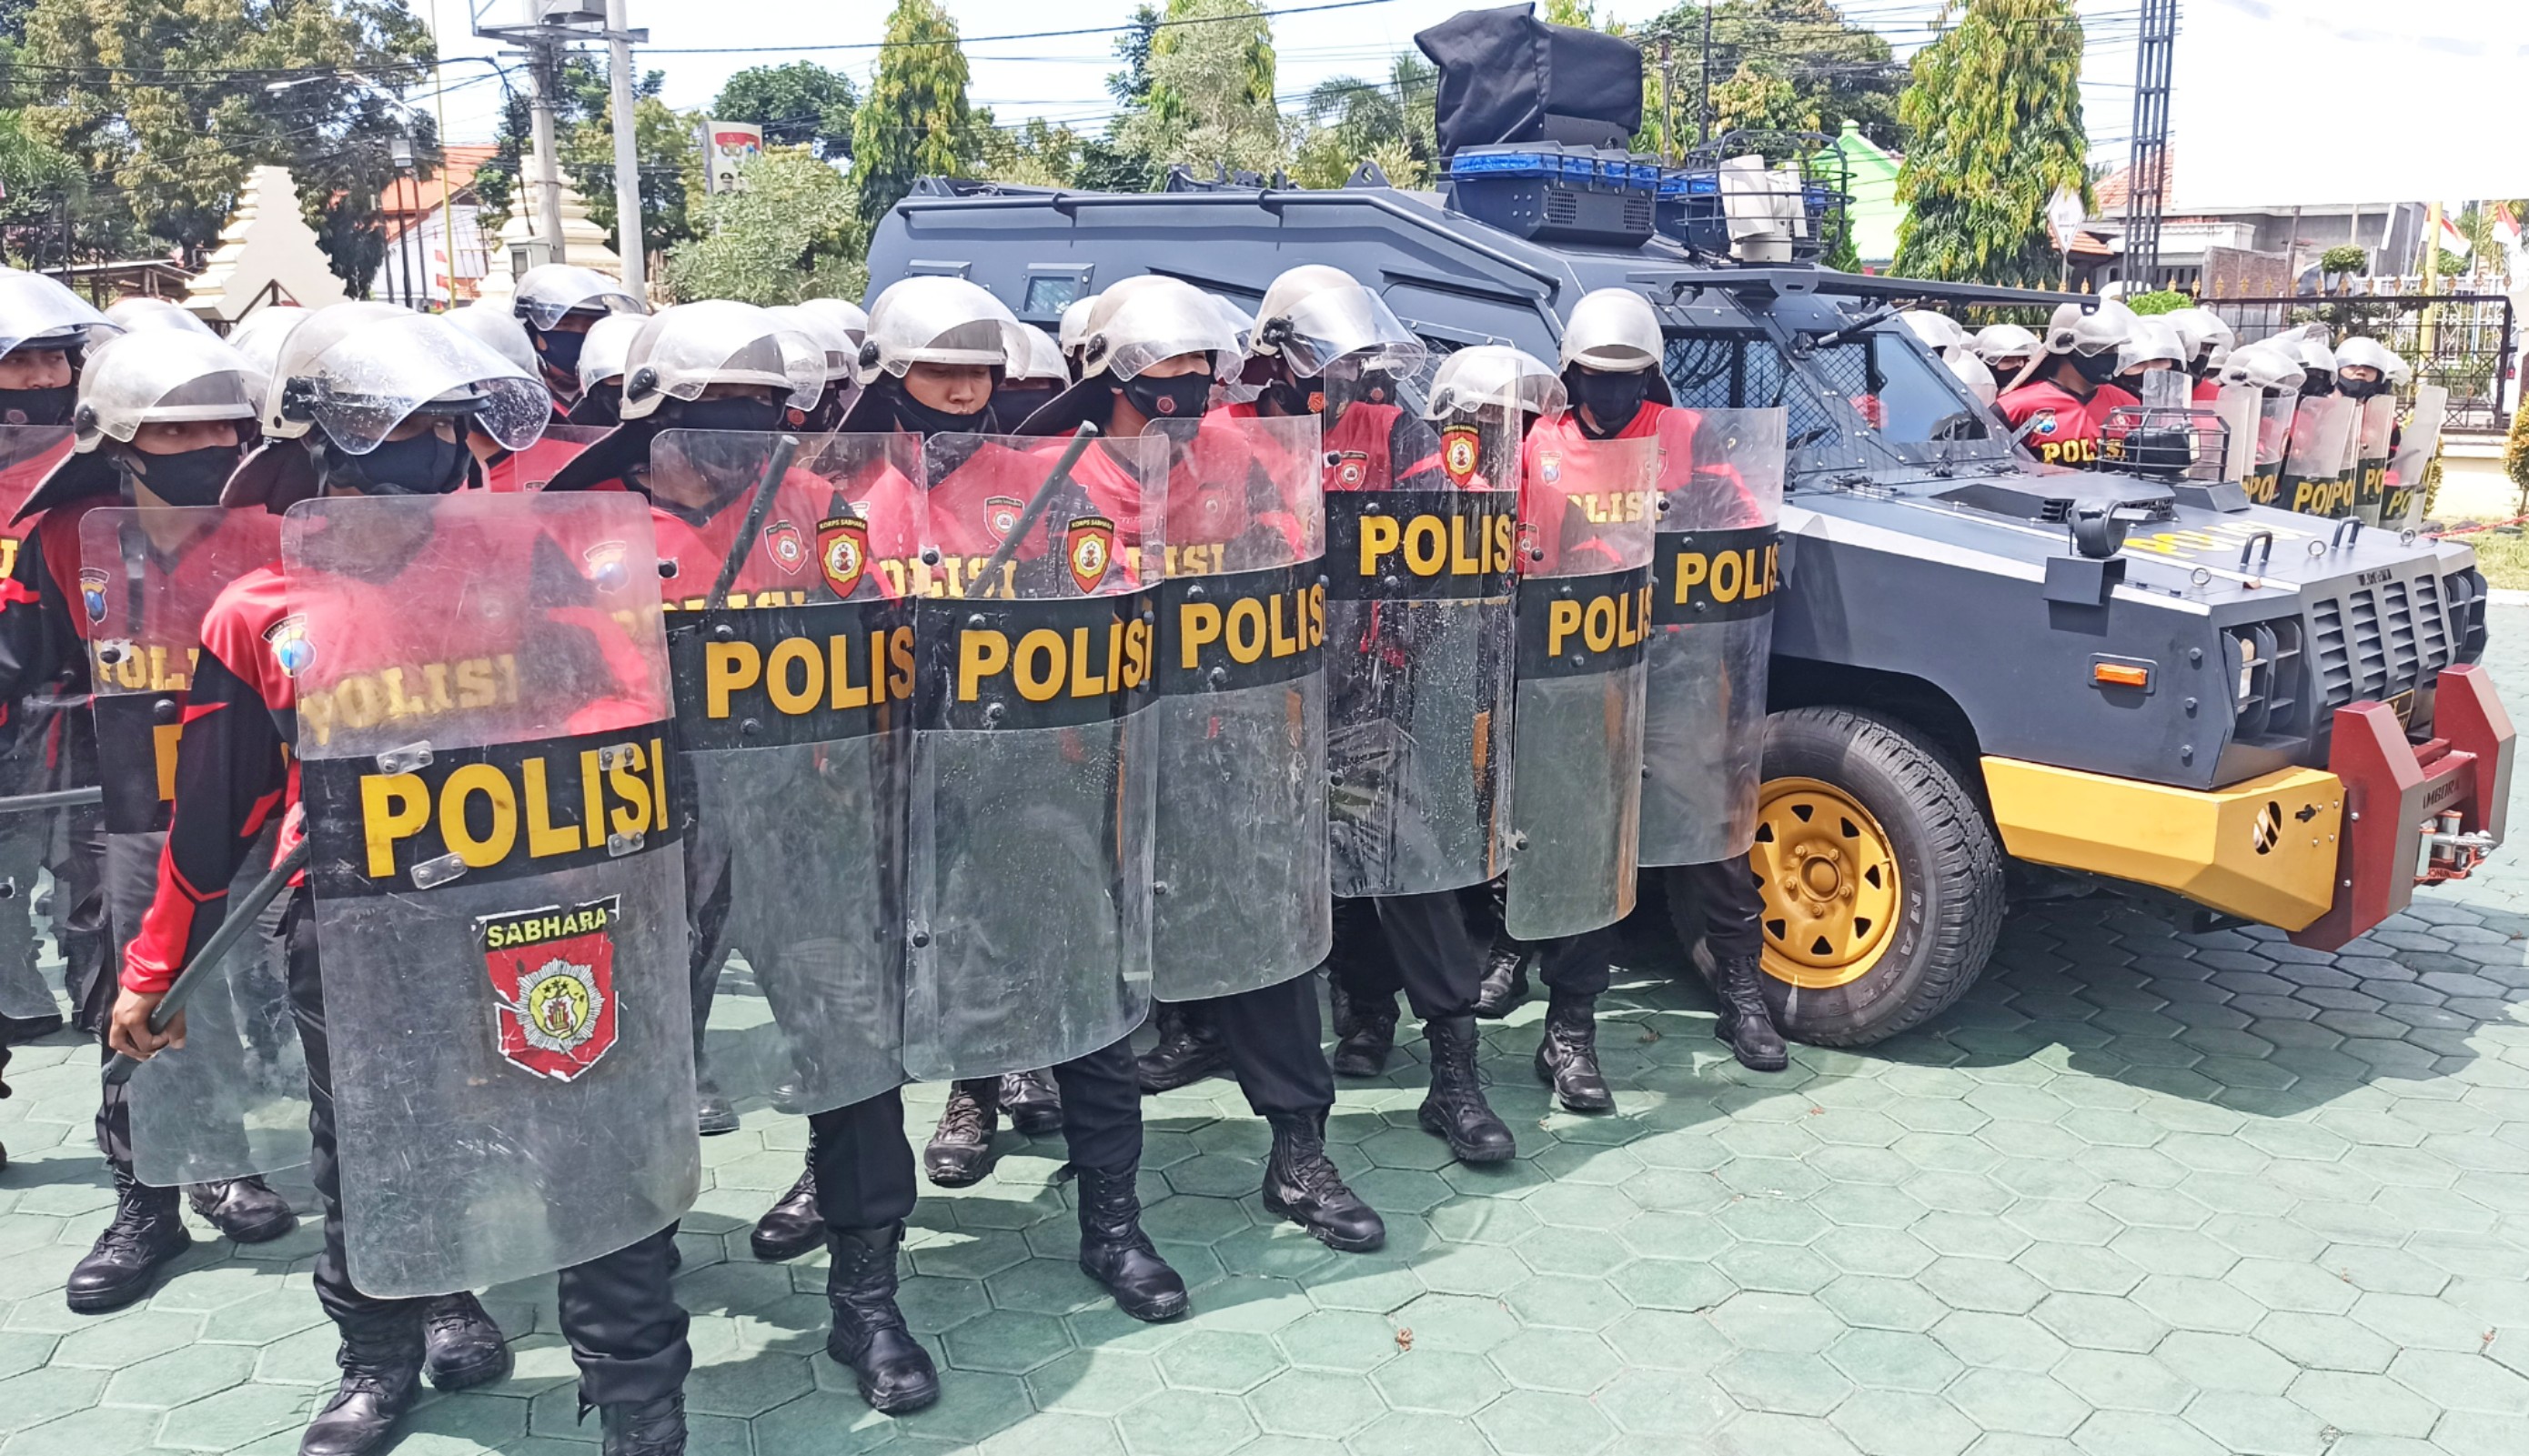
1980, 757, 2345, 931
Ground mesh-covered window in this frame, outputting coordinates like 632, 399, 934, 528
1663, 336, 1737, 408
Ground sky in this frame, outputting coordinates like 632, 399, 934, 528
412, 0, 2529, 210
417, 0, 2149, 159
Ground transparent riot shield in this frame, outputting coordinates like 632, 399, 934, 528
1323, 373, 1517, 898
496, 423, 612, 491
2242, 394, 2298, 507
1641, 407, 1788, 869
651, 429, 917, 1119
903, 432, 1161, 1080
1145, 414, 1329, 1001
0, 425, 81, 1019
2278, 394, 2355, 517
1504, 433, 1657, 940
2350, 395, 2397, 525
2213, 385, 2261, 484
288, 491, 694, 1296
77, 506, 304, 1183
2385, 385, 2448, 529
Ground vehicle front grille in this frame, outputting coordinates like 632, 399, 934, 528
2306, 571, 2461, 710
2444, 567, 2489, 663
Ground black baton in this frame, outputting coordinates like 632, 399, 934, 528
964, 423, 1102, 598
704, 431, 801, 614
102, 838, 309, 1087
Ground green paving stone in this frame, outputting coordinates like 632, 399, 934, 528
1712, 1409, 1868, 1456
1611, 1257, 1731, 1314
0, 1402, 160, 1456
2067, 1410, 2225, 1456
1826, 1328, 1963, 1393
1025, 1347, 1164, 1417
1246, 1367, 1388, 1436
2251, 1310, 2399, 1372
1343, 1408, 1495, 1456
1507, 1223, 1635, 1280
747, 1389, 901, 1456
1711, 1240, 1838, 1295
1486, 1326, 1618, 1395
1709, 1291, 1842, 1353
1599, 1307, 1733, 1372
874, 1368, 1030, 1446
1367, 1349, 1505, 1417
50, 1310, 196, 1371
940, 1309, 1073, 1377
98, 1341, 255, 1410
2150, 1330, 2298, 1396
1592, 1367, 1737, 1438
2383, 1347, 2529, 1415
1113, 1387, 1257, 1454
1829, 1389, 1980, 1456
150, 1381, 313, 1451
1152, 1330, 1280, 1394
1180, 1274, 1310, 1333
2177, 1391, 2334, 1456
1918, 1257, 2048, 1316
1271, 1310, 1402, 1373
2282, 1369, 2439, 1438
1946, 1368, 2093, 1437
973, 1410, 1127, 1456
1714, 1350, 1854, 1417
0, 1367, 104, 1435
1474, 1388, 1614, 1456
2052, 1350, 2193, 1414
1410, 1245, 1530, 1299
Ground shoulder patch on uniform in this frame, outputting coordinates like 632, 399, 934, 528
263, 614, 312, 678
762, 519, 805, 575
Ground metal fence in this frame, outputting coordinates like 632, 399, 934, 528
2210, 294, 2515, 432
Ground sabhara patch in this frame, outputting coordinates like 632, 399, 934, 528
1065, 515, 1115, 595
1440, 426, 1482, 487
479, 896, 621, 1082
818, 516, 869, 598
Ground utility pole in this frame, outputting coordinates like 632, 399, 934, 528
526, 44, 568, 269
1697, 2, 1714, 146
606, 0, 645, 299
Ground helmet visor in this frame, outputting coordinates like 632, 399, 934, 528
300, 314, 550, 454
514, 266, 644, 330
1422, 345, 1567, 419
1092, 289, 1237, 383
1272, 287, 1425, 378
0, 274, 116, 357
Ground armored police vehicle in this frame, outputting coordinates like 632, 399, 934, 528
865, 6, 2513, 1045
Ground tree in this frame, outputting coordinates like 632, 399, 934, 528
0, 100, 89, 267
1630, 0, 1905, 157
17, 0, 437, 284
667, 148, 862, 306
972, 114, 1083, 188
472, 55, 602, 226
851, 0, 973, 228
1291, 54, 1436, 189
1114, 0, 1289, 179
712, 62, 858, 163
564, 91, 702, 267
1890, 0, 2089, 286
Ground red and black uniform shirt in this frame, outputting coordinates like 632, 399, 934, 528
1999, 378, 2141, 468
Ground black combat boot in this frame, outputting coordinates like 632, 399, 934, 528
1327, 980, 1396, 1079
693, 1078, 738, 1137
1534, 996, 1613, 1113
751, 1164, 822, 1261
298, 1330, 424, 1456
598, 1395, 687, 1456
421, 1291, 509, 1391
1000, 1068, 1063, 1135
1416, 1016, 1516, 1164
0, 1009, 62, 1046
187, 1176, 298, 1244
66, 1166, 192, 1312
1472, 940, 1529, 1019
1263, 1111, 1385, 1252
923, 1079, 1001, 1187
1135, 1002, 1230, 1092
1712, 953, 1789, 1072
825, 1224, 940, 1413
1073, 1165, 1189, 1321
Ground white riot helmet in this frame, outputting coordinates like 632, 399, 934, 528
73, 332, 265, 451
854, 276, 1027, 385
445, 303, 543, 378
1248, 266, 1365, 361
2333, 336, 2404, 399
1078, 277, 1235, 385
1423, 345, 1567, 420
2028, 298, 2137, 390
2282, 325, 2336, 394
1970, 323, 2040, 371
1209, 294, 1262, 405
1010, 326, 1071, 387
2217, 341, 2306, 398
576, 311, 646, 395
1559, 288, 1665, 374
1072, 276, 1183, 378
1898, 310, 1968, 360
1058, 296, 1097, 364
0, 271, 116, 360
1947, 352, 1999, 408
102, 296, 214, 337
509, 264, 644, 331
2165, 307, 2235, 375
619, 299, 823, 422
766, 304, 859, 384
2116, 316, 2187, 377
227, 306, 312, 381
797, 296, 870, 350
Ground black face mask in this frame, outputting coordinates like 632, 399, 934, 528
567, 381, 623, 427
2070, 349, 2124, 387
0, 384, 75, 427
531, 326, 587, 379
329, 427, 472, 496
991, 384, 1063, 430
669, 396, 786, 433
1264, 375, 1324, 417
2336, 376, 2387, 401
1120, 372, 1212, 424
1566, 368, 1653, 435
888, 381, 992, 438
2300, 374, 2335, 398
123, 443, 243, 507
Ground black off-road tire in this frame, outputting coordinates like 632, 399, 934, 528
1758, 707, 2006, 1046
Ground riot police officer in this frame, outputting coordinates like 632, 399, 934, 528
1969, 323, 2040, 388
567, 311, 649, 427
1015, 276, 1385, 1251
1996, 300, 2141, 468
116, 308, 692, 1456
511, 263, 647, 417
3, 325, 310, 1311
2167, 307, 2235, 402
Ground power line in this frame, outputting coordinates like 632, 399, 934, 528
640, 0, 1401, 57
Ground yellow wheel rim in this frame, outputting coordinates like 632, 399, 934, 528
1750, 776, 1901, 989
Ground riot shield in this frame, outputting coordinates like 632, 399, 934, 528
651, 429, 916, 1118
1146, 414, 1329, 1001
2213, 385, 2260, 484
2241, 395, 2297, 507
2350, 395, 2397, 525
0, 425, 80, 1019
1641, 407, 1789, 869
77, 506, 305, 1183
289, 491, 694, 1297
2278, 394, 2354, 517
2385, 385, 2448, 529
495, 423, 612, 492
1323, 377, 1517, 898
903, 432, 1161, 1080
1504, 433, 1657, 940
